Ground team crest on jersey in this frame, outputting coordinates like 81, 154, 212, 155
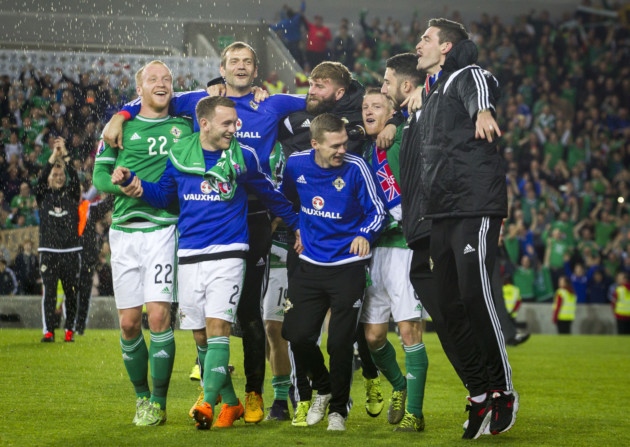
312, 196, 324, 210
170, 126, 182, 138
333, 176, 346, 192
249, 100, 259, 111
236, 118, 243, 131
96, 139, 105, 156
200, 180, 212, 194
217, 182, 233, 196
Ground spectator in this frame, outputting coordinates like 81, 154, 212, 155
0, 257, 18, 295
611, 271, 630, 334
262, 70, 288, 94
9, 182, 38, 226
332, 25, 356, 69
552, 275, 577, 334
269, 2, 305, 66
303, 13, 332, 69
12, 239, 40, 295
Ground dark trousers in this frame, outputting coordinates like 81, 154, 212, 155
40, 251, 81, 333
556, 320, 572, 334
237, 212, 271, 394
75, 260, 95, 334
429, 217, 513, 395
283, 261, 367, 418
616, 319, 630, 335
409, 237, 469, 385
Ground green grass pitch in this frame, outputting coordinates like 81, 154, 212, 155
1, 329, 628, 446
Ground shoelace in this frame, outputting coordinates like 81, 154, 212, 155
399, 413, 415, 428
390, 390, 404, 411
367, 381, 382, 402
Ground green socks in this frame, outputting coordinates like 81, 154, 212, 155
370, 340, 406, 391
149, 329, 176, 409
404, 343, 428, 418
204, 336, 237, 407
272, 375, 291, 401
121, 333, 150, 399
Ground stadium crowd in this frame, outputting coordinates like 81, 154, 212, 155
1, 2, 629, 317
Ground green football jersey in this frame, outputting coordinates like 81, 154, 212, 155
95, 115, 193, 227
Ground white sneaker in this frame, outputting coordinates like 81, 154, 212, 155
306, 392, 332, 426
327, 412, 346, 431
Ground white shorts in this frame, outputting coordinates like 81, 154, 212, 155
177, 257, 245, 330
360, 246, 429, 324
110, 225, 176, 309
263, 266, 288, 322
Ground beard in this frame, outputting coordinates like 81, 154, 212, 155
306, 95, 337, 115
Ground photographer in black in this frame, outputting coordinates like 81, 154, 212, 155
36, 137, 82, 343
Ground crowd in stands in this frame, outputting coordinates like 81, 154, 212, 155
1, 2, 629, 312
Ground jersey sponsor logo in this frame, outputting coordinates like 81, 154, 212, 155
333, 176, 346, 192
249, 100, 259, 110
224, 308, 234, 317
275, 309, 284, 317
312, 196, 324, 210
463, 244, 476, 255
235, 131, 261, 138
301, 205, 342, 219
161, 286, 170, 294
183, 193, 222, 201
130, 132, 141, 141
414, 303, 423, 311
296, 175, 307, 184
153, 349, 170, 359
300, 119, 311, 128
200, 180, 212, 194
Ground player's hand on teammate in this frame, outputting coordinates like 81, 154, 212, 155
251, 86, 269, 102
349, 236, 370, 257
102, 113, 126, 149
375, 123, 396, 150
401, 85, 423, 114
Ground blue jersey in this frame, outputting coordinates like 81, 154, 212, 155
122, 91, 305, 177
282, 150, 386, 266
140, 142, 299, 259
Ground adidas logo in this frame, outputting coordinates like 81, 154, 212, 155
300, 119, 311, 128
297, 175, 307, 184
414, 304, 422, 311
161, 286, 170, 294
352, 299, 362, 308
275, 309, 284, 317
256, 258, 266, 267
406, 372, 416, 380
463, 244, 476, 255
224, 308, 234, 316
153, 349, 170, 359
122, 353, 133, 361
211, 366, 227, 375
130, 132, 141, 141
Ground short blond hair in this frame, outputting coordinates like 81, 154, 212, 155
134, 60, 172, 88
